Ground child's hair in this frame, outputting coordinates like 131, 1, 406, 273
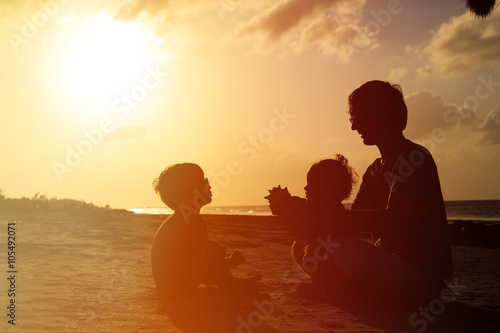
308, 154, 358, 202
153, 163, 204, 209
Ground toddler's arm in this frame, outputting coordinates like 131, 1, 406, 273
265, 186, 310, 240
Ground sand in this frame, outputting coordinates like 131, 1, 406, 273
1, 211, 499, 333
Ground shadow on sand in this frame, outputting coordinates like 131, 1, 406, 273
348, 299, 500, 333
299, 283, 500, 333
157, 281, 500, 332
158, 284, 278, 333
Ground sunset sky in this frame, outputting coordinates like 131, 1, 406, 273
1, 0, 499, 209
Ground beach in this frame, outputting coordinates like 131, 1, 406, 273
1, 211, 500, 333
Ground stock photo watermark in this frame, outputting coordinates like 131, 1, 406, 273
213, 0, 242, 20
5, 221, 18, 326
401, 278, 467, 333
207, 107, 296, 197
64, 264, 134, 332
420, 72, 500, 152
236, 108, 296, 163
383, 70, 500, 189
51, 65, 167, 182
236, 234, 339, 333
176, 107, 296, 224
6, 0, 71, 54
343, 0, 405, 60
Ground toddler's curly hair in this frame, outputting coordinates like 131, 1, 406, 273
308, 154, 358, 202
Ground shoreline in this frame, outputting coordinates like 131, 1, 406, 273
5, 210, 498, 250
137, 213, 500, 249
2, 210, 498, 248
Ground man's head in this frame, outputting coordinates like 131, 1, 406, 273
348, 80, 407, 145
153, 163, 212, 210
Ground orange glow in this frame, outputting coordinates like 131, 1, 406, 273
57, 16, 156, 110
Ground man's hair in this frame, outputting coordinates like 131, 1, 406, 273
348, 80, 408, 131
153, 163, 204, 210
308, 154, 358, 202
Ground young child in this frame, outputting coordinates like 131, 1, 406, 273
151, 163, 245, 304
265, 154, 357, 293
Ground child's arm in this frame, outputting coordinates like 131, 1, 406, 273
282, 197, 310, 240
265, 186, 310, 240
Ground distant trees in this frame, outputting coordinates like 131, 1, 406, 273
0, 189, 114, 214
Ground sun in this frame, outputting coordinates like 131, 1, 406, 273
59, 16, 157, 110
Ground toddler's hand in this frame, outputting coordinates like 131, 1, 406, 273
265, 185, 291, 215
227, 250, 246, 268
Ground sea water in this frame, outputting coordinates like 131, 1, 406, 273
444, 200, 500, 223
128, 200, 500, 223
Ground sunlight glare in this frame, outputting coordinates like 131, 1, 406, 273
59, 17, 156, 110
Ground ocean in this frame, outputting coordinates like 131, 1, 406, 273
128, 200, 500, 224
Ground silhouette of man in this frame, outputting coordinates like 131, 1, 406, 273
328, 80, 452, 302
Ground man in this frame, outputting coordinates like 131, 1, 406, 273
333, 80, 452, 302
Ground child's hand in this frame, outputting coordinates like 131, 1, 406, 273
264, 185, 291, 215
264, 185, 291, 200
227, 251, 246, 268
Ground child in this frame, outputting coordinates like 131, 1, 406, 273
265, 154, 357, 294
151, 163, 245, 304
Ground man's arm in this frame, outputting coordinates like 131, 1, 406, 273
336, 207, 390, 235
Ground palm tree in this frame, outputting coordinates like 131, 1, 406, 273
465, 0, 497, 17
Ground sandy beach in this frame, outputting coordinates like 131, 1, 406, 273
1, 211, 499, 333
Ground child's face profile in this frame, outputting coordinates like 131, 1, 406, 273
199, 177, 212, 205
305, 167, 337, 207
190, 176, 212, 209
304, 170, 325, 204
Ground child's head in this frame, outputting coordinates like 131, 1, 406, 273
153, 163, 212, 210
305, 154, 357, 206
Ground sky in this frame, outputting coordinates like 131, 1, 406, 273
0, 0, 499, 209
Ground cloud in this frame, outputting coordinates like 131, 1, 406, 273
235, 0, 338, 40
234, 0, 378, 62
416, 9, 500, 77
114, 0, 265, 33
477, 109, 500, 145
114, 0, 224, 37
103, 125, 147, 143
404, 91, 479, 140
114, 0, 188, 35
387, 67, 407, 82
115, 0, 174, 21
113, 0, 377, 61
